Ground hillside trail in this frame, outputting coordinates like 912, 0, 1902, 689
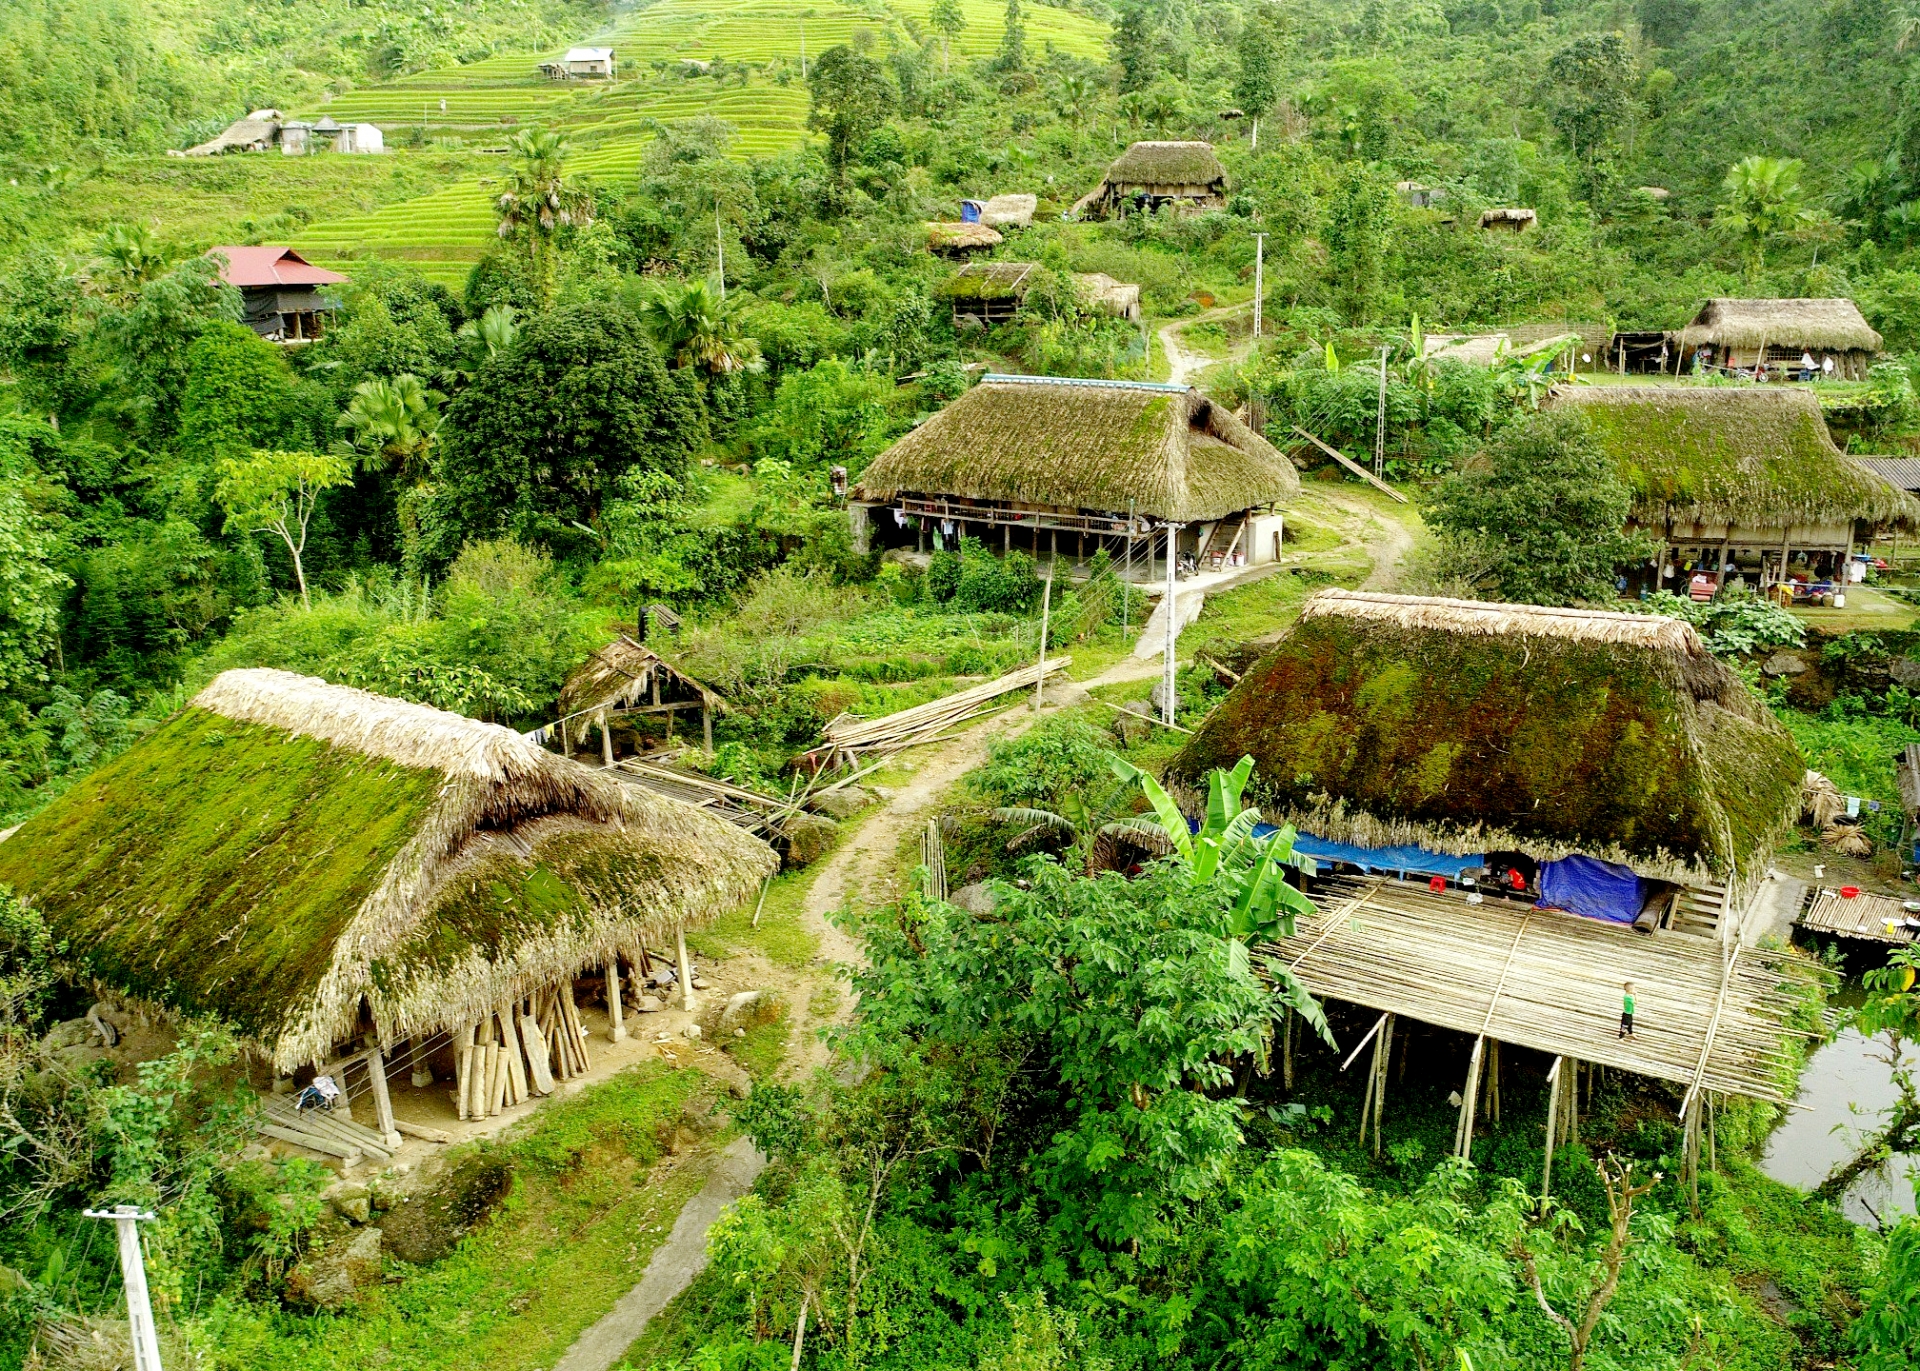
1160, 300, 1256, 386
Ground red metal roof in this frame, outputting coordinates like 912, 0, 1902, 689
206, 246, 348, 289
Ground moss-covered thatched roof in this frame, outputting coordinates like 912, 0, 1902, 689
0, 669, 774, 1069
1105, 141, 1225, 186
1169, 590, 1805, 885
939, 261, 1037, 302
1556, 385, 1920, 529
852, 375, 1300, 521
1678, 298, 1882, 353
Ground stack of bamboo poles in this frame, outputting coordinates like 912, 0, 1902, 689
920, 819, 948, 902
819, 658, 1071, 769
453, 984, 594, 1121
258, 1097, 396, 1166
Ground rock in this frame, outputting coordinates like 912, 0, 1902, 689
717, 990, 767, 1035
778, 812, 838, 868
669, 1126, 701, 1155
329, 1182, 371, 1224
1763, 651, 1810, 677
692, 977, 711, 990
1150, 680, 1177, 715
1892, 656, 1920, 689
683, 1023, 703, 1041
809, 786, 874, 820
950, 882, 998, 916
635, 994, 664, 1013
729, 1077, 752, 1099
380, 1155, 513, 1265
286, 1226, 383, 1308
735, 1028, 746, 1037
1110, 711, 1150, 747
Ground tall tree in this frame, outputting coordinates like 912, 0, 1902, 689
1717, 155, 1809, 279
493, 127, 592, 305
1543, 32, 1636, 175
1234, 3, 1290, 151
929, 0, 965, 73
996, 0, 1026, 72
1424, 409, 1649, 607
1111, 0, 1157, 93
807, 46, 894, 188
637, 277, 760, 377
214, 448, 351, 609
432, 300, 702, 560
1323, 164, 1394, 322
0, 418, 70, 693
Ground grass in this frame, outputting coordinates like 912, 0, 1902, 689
693, 858, 824, 968
722, 1000, 791, 1080
203, 1063, 718, 1370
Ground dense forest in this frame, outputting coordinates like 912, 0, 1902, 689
4, 0, 1920, 1367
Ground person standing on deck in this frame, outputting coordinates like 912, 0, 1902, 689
1619, 981, 1636, 1039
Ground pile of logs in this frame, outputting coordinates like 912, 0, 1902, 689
818, 658, 1070, 769
455, 986, 594, 1121
258, 1097, 399, 1166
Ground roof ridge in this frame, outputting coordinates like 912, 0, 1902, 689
980, 373, 1190, 393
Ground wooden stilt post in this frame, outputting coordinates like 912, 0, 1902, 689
675, 922, 698, 1015
406, 1034, 432, 1088
497, 1002, 528, 1104
366, 1044, 401, 1149
1282, 1008, 1294, 1090
1541, 1055, 1563, 1205
599, 709, 613, 767
1454, 1037, 1485, 1159
1684, 1093, 1702, 1216
703, 704, 713, 753
606, 958, 627, 1043
1567, 1060, 1579, 1144
1372, 1014, 1394, 1157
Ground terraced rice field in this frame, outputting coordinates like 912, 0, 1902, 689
293, 0, 1107, 285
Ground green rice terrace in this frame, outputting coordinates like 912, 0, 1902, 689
288, 0, 1105, 283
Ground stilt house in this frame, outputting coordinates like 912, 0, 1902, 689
0, 670, 774, 1140
1168, 590, 1811, 1171
849, 374, 1300, 576
1675, 298, 1881, 379
209, 246, 347, 343
1071, 141, 1227, 218
1554, 386, 1920, 594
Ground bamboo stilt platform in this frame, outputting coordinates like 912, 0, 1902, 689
1264, 877, 1808, 1102
1797, 887, 1918, 945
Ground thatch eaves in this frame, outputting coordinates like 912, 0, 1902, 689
560, 636, 723, 715
1169, 590, 1805, 886
851, 375, 1300, 522
927, 222, 1003, 252
940, 261, 1037, 302
1106, 141, 1225, 186
0, 669, 774, 1069
1555, 385, 1920, 529
1678, 298, 1882, 354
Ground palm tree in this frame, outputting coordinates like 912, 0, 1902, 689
637, 277, 761, 376
336, 373, 441, 482
1718, 155, 1810, 281
1056, 72, 1097, 154
449, 303, 519, 385
90, 223, 169, 304
494, 127, 593, 299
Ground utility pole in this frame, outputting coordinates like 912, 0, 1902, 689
1373, 344, 1390, 479
800, 14, 808, 79
1252, 232, 1267, 340
85, 1206, 163, 1371
1162, 524, 1181, 727
716, 202, 725, 300
1033, 563, 1053, 711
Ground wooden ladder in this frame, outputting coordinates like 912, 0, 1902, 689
1668, 883, 1727, 938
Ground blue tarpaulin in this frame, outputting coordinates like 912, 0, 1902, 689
1535, 855, 1646, 925
1247, 824, 1485, 880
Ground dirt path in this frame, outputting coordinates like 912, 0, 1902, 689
550, 1136, 764, 1371
1159, 301, 1255, 386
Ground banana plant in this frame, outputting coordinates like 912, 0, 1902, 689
1109, 752, 1333, 1044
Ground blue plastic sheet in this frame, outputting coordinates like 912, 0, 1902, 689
1248, 824, 1485, 880
1535, 854, 1646, 925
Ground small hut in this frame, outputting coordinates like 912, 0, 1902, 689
940, 261, 1036, 325
0, 670, 774, 1120
1164, 590, 1810, 1165
961, 193, 1037, 228
182, 109, 283, 156
555, 635, 724, 756
1676, 298, 1882, 380
1071, 141, 1227, 219
1478, 207, 1537, 232
1077, 272, 1143, 322
1555, 385, 1920, 593
927, 221, 1004, 258
850, 374, 1299, 576
207, 246, 347, 343
564, 46, 617, 78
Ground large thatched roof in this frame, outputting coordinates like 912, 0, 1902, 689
852, 375, 1299, 521
1170, 590, 1805, 885
1555, 385, 1920, 529
0, 669, 774, 1070
1106, 141, 1225, 186
1677, 298, 1882, 353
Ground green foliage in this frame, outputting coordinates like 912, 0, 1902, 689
971, 714, 1113, 812
0, 886, 59, 1032
174, 321, 306, 463
1639, 589, 1805, 657
1425, 409, 1651, 606
0, 419, 70, 694
213, 448, 352, 607
1853, 1184, 1920, 1369
808, 45, 895, 184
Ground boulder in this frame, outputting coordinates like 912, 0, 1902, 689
1763, 651, 1810, 677
634, 994, 665, 1013
809, 786, 875, 820
1892, 656, 1920, 689
717, 990, 768, 1036
286, 1226, 382, 1309
950, 882, 997, 915
381, 1155, 513, 1265
328, 1182, 372, 1225
1150, 678, 1177, 714
1110, 711, 1150, 747
778, 813, 838, 868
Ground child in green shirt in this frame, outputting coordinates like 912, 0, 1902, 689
1619, 982, 1636, 1039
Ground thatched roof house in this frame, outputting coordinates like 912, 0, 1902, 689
1478, 207, 1537, 231
0, 669, 774, 1072
963, 193, 1037, 228
557, 635, 723, 754
851, 374, 1298, 571
927, 222, 1003, 256
1171, 590, 1804, 903
1077, 272, 1143, 321
1071, 141, 1227, 218
1556, 386, 1918, 547
1677, 298, 1881, 378
940, 261, 1037, 324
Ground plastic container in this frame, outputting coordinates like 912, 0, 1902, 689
1840, 885, 1861, 899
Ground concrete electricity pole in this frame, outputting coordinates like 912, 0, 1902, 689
1252, 233, 1266, 340
84, 1206, 163, 1371
1162, 523, 1181, 726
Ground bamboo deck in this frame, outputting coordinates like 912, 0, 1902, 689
1797, 887, 1918, 945
1265, 877, 1807, 1102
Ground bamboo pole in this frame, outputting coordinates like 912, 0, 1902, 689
455, 1038, 473, 1121
1454, 1037, 1485, 1159
498, 1003, 529, 1103
606, 960, 627, 1044
1541, 1055, 1564, 1206
676, 922, 698, 1015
